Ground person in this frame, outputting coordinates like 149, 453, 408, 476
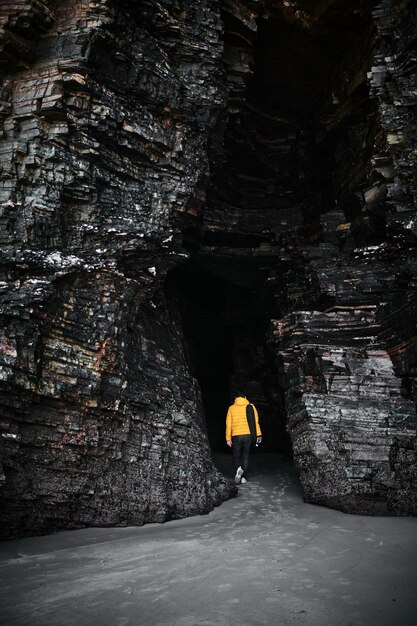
225, 391, 262, 484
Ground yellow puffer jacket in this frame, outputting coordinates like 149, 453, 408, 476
225, 396, 262, 440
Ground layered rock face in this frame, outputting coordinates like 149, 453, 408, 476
0, 0, 416, 537
0, 0, 239, 538
268, 0, 417, 514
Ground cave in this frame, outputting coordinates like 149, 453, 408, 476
0, 0, 417, 540
165, 263, 289, 454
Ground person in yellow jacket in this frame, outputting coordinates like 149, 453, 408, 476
226, 391, 262, 484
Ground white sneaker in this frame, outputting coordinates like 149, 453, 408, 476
240, 477, 247, 484
234, 466, 244, 484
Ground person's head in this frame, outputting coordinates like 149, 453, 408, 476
235, 390, 246, 399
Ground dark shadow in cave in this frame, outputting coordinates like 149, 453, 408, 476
165, 263, 291, 456
164, 0, 378, 483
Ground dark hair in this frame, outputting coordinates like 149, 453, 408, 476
235, 390, 246, 398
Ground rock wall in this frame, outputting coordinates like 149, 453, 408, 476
271, 308, 417, 514
0, 0, 240, 538
0, 0, 416, 536
269, 0, 417, 515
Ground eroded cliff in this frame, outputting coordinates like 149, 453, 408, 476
0, 0, 241, 537
0, 0, 416, 537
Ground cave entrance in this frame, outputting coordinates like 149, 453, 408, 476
165, 262, 290, 455
163, 0, 377, 470
171, 1, 376, 461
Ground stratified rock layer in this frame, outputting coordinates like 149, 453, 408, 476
267, 0, 417, 515
0, 0, 238, 538
271, 308, 416, 514
0, 0, 416, 535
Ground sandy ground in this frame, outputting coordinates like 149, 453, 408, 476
1, 453, 417, 626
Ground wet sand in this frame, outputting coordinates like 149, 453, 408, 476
1, 453, 417, 626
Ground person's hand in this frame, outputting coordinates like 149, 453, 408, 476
226, 440, 232, 447
256, 437, 262, 444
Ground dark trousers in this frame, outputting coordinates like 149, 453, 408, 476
232, 434, 252, 474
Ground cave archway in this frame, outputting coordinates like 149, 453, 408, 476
165, 262, 290, 455
164, 0, 380, 482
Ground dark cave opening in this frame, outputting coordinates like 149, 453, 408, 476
165, 263, 290, 455
164, 1, 381, 479
176, 1, 379, 463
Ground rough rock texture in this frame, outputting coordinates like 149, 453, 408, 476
197, 0, 417, 514
0, 0, 238, 538
268, 0, 417, 514
271, 309, 417, 514
0, 0, 416, 536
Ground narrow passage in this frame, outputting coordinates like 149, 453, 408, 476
1, 455, 417, 626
